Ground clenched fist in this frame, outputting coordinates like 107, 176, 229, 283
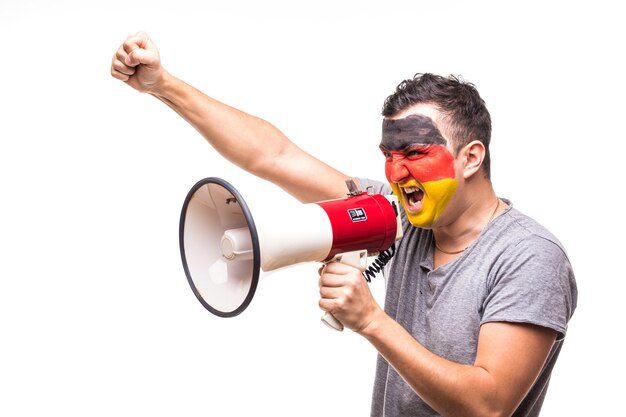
111, 32, 163, 93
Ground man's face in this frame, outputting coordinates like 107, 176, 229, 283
380, 113, 458, 228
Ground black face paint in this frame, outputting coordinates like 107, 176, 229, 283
381, 114, 447, 150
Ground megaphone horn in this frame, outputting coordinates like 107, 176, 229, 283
179, 177, 403, 329
179, 177, 260, 318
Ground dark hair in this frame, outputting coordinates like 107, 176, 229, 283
382, 73, 492, 178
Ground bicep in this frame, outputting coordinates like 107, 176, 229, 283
474, 322, 557, 415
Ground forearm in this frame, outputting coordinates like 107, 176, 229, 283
360, 313, 502, 417
149, 72, 288, 176
147, 71, 348, 202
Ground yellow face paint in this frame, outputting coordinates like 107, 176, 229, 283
390, 178, 458, 228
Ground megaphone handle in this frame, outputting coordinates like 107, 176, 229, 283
321, 250, 368, 332
321, 312, 344, 331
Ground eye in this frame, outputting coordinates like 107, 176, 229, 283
381, 149, 392, 160
406, 149, 427, 159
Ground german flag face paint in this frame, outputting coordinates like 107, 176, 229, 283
380, 114, 458, 228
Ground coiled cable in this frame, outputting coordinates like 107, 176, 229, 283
363, 244, 396, 282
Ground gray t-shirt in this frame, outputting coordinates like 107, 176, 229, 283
358, 178, 578, 417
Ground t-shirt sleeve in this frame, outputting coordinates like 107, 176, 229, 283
355, 178, 392, 196
481, 235, 578, 340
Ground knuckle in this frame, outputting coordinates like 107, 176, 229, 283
344, 288, 354, 301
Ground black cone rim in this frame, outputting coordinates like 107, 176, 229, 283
179, 177, 261, 317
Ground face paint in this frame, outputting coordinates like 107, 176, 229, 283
380, 115, 458, 228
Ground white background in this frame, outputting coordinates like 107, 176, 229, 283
1, 1, 623, 415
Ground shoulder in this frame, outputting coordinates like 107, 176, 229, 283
480, 202, 578, 338
487, 204, 575, 287
356, 178, 392, 195
491, 202, 569, 259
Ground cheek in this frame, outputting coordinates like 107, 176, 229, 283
384, 161, 392, 182
406, 149, 456, 182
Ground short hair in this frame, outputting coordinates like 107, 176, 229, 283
381, 73, 492, 178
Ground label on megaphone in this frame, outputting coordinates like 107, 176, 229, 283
316, 192, 401, 262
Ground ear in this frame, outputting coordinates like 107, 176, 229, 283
460, 140, 486, 179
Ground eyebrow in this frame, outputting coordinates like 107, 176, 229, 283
381, 114, 447, 150
379, 143, 432, 153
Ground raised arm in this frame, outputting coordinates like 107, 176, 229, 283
111, 32, 350, 203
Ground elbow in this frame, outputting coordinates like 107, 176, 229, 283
245, 141, 292, 180
459, 370, 517, 417
469, 395, 515, 417
478, 409, 511, 417
453, 384, 515, 417
457, 404, 510, 417
436, 393, 515, 417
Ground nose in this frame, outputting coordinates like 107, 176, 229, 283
387, 159, 410, 183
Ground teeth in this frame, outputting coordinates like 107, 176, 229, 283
403, 186, 420, 193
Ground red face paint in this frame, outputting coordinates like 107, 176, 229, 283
382, 145, 456, 184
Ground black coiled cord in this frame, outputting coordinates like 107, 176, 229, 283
363, 244, 396, 282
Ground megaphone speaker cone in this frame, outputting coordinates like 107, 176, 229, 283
179, 177, 260, 317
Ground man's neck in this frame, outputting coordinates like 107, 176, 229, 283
432, 184, 499, 252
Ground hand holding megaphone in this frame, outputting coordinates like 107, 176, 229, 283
179, 177, 402, 328
320, 250, 368, 331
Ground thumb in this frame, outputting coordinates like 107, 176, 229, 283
125, 47, 159, 68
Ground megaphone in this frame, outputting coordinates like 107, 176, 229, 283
179, 177, 403, 330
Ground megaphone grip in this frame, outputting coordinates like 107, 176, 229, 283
321, 250, 368, 332
321, 312, 344, 331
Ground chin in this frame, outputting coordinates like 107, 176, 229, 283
408, 217, 435, 229
390, 179, 458, 229
405, 208, 436, 229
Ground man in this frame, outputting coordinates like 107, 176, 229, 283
111, 32, 577, 417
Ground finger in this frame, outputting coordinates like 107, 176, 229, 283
125, 47, 159, 68
122, 32, 149, 54
121, 32, 155, 67
319, 272, 347, 288
319, 298, 336, 312
111, 67, 130, 81
319, 285, 346, 301
115, 47, 131, 67
323, 261, 357, 275
111, 43, 136, 80
111, 56, 136, 77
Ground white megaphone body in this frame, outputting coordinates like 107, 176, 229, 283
179, 177, 403, 330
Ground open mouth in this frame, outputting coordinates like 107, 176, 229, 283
402, 185, 424, 212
